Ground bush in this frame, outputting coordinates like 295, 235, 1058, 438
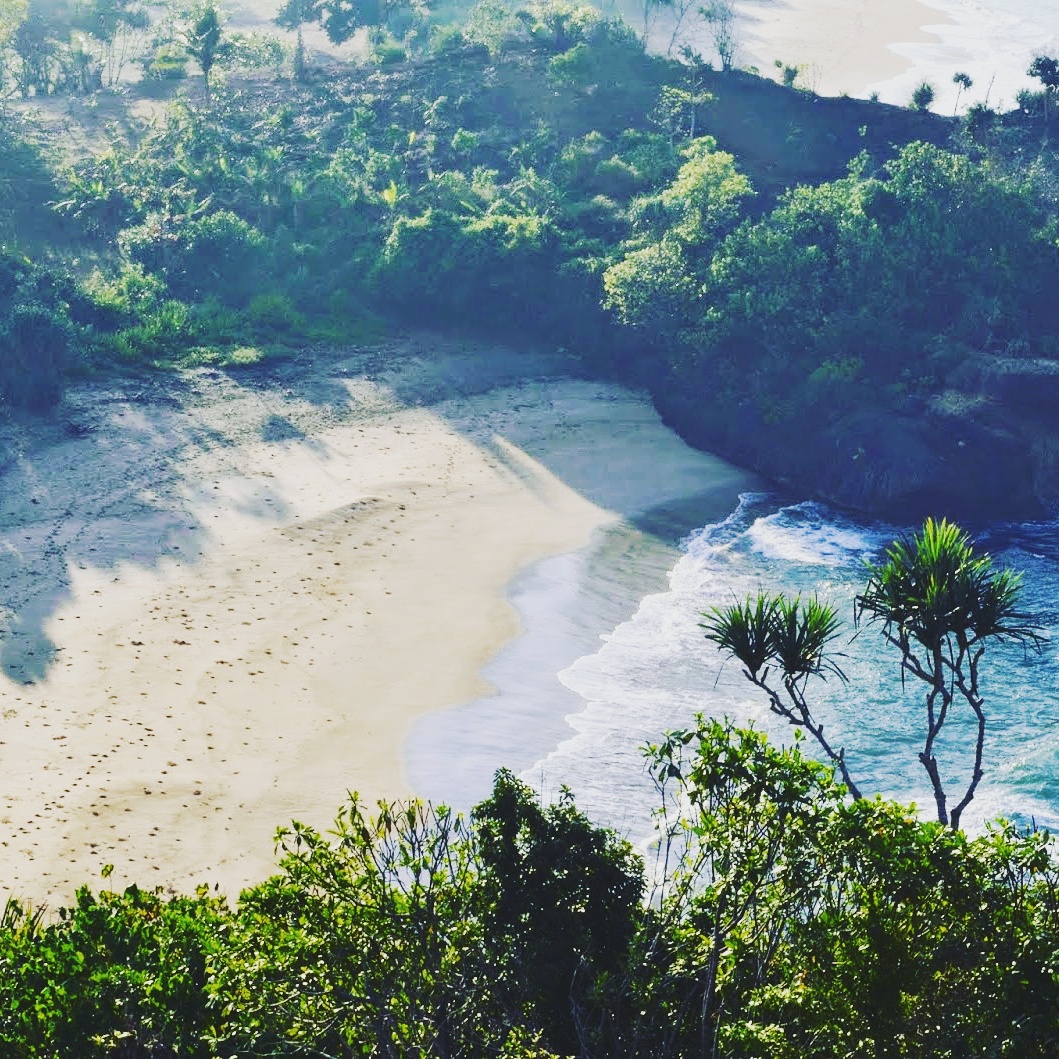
245, 292, 305, 338
910, 80, 935, 110
106, 299, 195, 363
144, 45, 189, 81
428, 22, 469, 56
372, 39, 407, 66
1016, 87, 1046, 115
82, 263, 167, 329
119, 210, 269, 307
0, 302, 71, 410
963, 101, 997, 141
593, 155, 641, 199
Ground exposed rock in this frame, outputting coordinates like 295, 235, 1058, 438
653, 383, 1050, 522
981, 358, 1059, 409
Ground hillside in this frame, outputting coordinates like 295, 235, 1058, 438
3, 6, 1059, 521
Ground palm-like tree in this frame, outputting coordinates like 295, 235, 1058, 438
702, 593, 861, 797
952, 71, 973, 115
183, 2, 223, 104
703, 518, 1040, 829
856, 517, 1040, 829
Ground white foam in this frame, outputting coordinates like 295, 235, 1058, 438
870, 0, 1059, 111
744, 503, 881, 568
524, 499, 1059, 846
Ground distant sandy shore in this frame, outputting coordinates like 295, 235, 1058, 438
733, 0, 952, 98
0, 337, 756, 906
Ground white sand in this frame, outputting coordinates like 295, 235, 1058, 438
0, 338, 756, 906
730, 0, 951, 98
660, 0, 1056, 112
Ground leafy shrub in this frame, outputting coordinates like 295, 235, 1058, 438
0, 883, 227, 1056
376, 207, 563, 326
245, 291, 305, 338
106, 299, 193, 362
144, 44, 189, 81
910, 80, 936, 110
0, 252, 31, 303
372, 38, 407, 66
552, 130, 609, 193
0, 302, 70, 409
450, 127, 480, 155
561, 193, 626, 243
219, 31, 286, 73
518, 0, 602, 51
593, 155, 640, 199
616, 130, 679, 188
119, 210, 268, 307
82, 263, 167, 329
428, 22, 469, 56
463, 0, 519, 56
964, 101, 997, 142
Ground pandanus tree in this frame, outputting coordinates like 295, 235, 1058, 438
703, 518, 1041, 829
855, 517, 1041, 829
1029, 54, 1059, 121
702, 592, 861, 797
952, 70, 972, 115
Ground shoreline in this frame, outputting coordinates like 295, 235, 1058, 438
656, 0, 1055, 113
406, 379, 759, 812
408, 488, 759, 813
0, 339, 757, 906
734, 0, 950, 99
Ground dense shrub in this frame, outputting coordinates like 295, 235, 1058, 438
118, 210, 269, 307
2, 738, 1059, 1057
0, 302, 70, 409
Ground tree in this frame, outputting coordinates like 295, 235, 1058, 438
473, 769, 643, 1056
952, 70, 972, 114
602, 136, 752, 337
699, 0, 735, 72
701, 594, 862, 797
910, 79, 935, 110
646, 718, 1059, 1057
855, 518, 1041, 829
639, 0, 672, 49
0, 0, 28, 88
703, 518, 1040, 829
70, 0, 150, 85
272, 0, 418, 54
274, 0, 321, 80
182, 1, 224, 103
643, 719, 847, 1058
1028, 54, 1059, 121
10, 0, 64, 97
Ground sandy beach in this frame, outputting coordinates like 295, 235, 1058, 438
0, 337, 756, 906
651, 0, 1054, 111
732, 0, 952, 98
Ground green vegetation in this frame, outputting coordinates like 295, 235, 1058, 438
703, 517, 1041, 828
4, 16, 1059, 1048
2, 0, 1059, 513
910, 79, 935, 111
3, 727, 1059, 1056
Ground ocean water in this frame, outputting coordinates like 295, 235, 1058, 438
410, 495, 1059, 847
530, 496, 1059, 844
872, 0, 1059, 112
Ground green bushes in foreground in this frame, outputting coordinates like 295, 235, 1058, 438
0, 250, 79, 409
2, 727, 1059, 1058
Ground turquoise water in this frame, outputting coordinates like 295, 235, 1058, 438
521, 496, 1059, 844
409, 494, 1059, 845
